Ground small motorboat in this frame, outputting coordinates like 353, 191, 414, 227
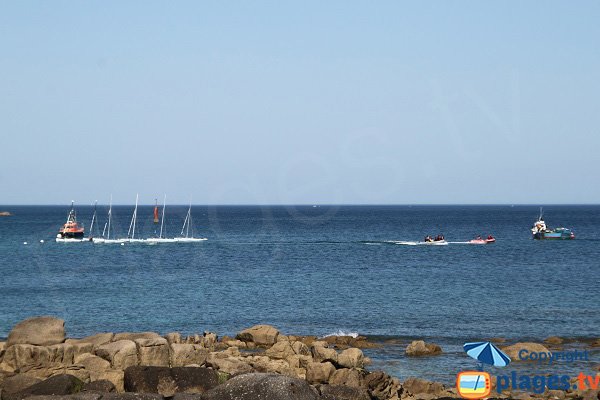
423, 235, 448, 245
531, 208, 575, 240
56, 202, 85, 242
469, 235, 496, 244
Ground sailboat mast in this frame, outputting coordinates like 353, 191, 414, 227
132, 194, 138, 239
159, 194, 166, 239
90, 200, 98, 236
128, 194, 139, 239
107, 195, 112, 240
67, 201, 74, 223
186, 198, 192, 238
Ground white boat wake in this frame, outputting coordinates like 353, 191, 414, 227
387, 240, 449, 246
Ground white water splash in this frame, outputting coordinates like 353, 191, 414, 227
320, 330, 359, 338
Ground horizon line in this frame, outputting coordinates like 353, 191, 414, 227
1, 203, 599, 207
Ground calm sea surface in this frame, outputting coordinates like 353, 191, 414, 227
1, 205, 598, 383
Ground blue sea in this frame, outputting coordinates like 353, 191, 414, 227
1, 205, 598, 383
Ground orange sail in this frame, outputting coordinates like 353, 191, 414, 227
153, 200, 159, 223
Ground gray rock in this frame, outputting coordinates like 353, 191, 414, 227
6, 317, 65, 347
201, 373, 319, 400
100, 394, 164, 400
82, 380, 116, 393
306, 362, 336, 384
319, 384, 371, 400
329, 368, 364, 388
123, 366, 219, 395
1, 375, 42, 396
21, 394, 103, 400
2, 374, 84, 400
172, 394, 203, 400
134, 338, 169, 367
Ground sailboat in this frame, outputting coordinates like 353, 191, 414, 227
92, 195, 121, 243
174, 201, 207, 243
145, 195, 178, 243
125, 194, 144, 243
87, 201, 101, 242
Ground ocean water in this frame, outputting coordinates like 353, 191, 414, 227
1, 205, 599, 383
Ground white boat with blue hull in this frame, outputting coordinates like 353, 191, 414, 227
531, 208, 575, 240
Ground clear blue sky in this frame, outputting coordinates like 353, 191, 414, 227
1, 1, 599, 204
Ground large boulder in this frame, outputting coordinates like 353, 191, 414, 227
112, 333, 160, 342
402, 377, 446, 397
96, 394, 163, 400
501, 342, 551, 360
311, 342, 338, 364
83, 379, 116, 393
544, 336, 564, 346
95, 340, 138, 370
0, 343, 89, 373
1, 344, 51, 372
205, 354, 253, 376
135, 338, 169, 367
265, 341, 295, 360
170, 344, 208, 367
319, 384, 371, 400
292, 341, 311, 356
164, 333, 182, 345
0, 374, 42, 396
337, 348, 364, 369
66, 333, 114, 349
363, 371, 402, 400
6, 317, 65, 347
236, 325, 279, 347
202, 373, 319, 400
405, 340, 442, 357
73, 353, 111, 380
2, 374, 84, 400
123, 366, 219, 395
306, 362, 335, 384
322, 335, 380, 350
329, 368, 364, 388
92, 369, 125, 393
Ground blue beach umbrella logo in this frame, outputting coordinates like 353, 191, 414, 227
463, 341, 511, 369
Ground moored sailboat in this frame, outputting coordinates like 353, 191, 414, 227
144, 195, 178, 243
174, 201, 207, 242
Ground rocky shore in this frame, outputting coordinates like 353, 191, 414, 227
0, 317, 598, 400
